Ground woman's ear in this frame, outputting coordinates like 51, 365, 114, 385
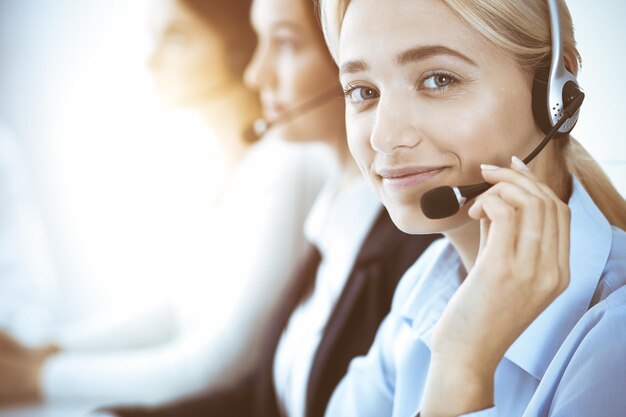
563, 53, 578, 76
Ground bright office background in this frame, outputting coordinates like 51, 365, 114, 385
0, 1, 624, 340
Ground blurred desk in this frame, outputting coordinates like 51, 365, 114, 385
0, 401, 102, 417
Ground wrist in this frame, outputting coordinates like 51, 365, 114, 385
421, 357, 495, 417
429, 345, 500, 375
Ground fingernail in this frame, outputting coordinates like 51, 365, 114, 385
511, 156, 529, 172
480, 164, 499, 171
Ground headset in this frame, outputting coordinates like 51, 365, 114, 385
420, 0, 585, 219
243, 87, 341, 142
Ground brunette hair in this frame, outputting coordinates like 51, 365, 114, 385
180, 0, 256, 78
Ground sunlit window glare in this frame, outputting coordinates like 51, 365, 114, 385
0, 0, 241, 337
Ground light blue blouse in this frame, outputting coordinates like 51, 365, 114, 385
325, 177, 626, 417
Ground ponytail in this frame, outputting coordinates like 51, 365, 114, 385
563, 138, 626, 229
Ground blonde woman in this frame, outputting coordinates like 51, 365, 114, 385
317, 0, 626, 416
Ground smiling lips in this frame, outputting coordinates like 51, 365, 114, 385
260, 95, 286, 121
376, 166, 447, 189
263, 104, 285, 121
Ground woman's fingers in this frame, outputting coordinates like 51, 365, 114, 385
509, 156, 570, 293
470, 192, 516, 258
482, 156, 563, 204
480, 160, 544, 198
474, 180, 546, 265
471, 157, 570, 296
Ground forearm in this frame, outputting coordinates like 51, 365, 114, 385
55, 303, 178, 352
41, 342, 215, 404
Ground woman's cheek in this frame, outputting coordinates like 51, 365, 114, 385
429, 109, 488, 180
347, 118, 372, 160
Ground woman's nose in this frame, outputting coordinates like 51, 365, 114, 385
244, 43, 275, 91
369, 93, 422, 154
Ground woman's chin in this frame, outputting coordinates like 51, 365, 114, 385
385, 204, 469, 236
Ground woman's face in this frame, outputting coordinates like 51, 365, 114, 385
339, 0, 545, 234
148, 0, 234, 106
245, 0, 344, 142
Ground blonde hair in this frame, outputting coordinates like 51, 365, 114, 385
319, 0, 626, 229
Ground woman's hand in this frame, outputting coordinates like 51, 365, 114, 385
421, 156, 571, 417
0, 331, 58, 403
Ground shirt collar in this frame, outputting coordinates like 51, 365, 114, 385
399, 176, 613, 380
398, 241, 462, 341
303, 174, 380, 259
504, 176, 613, 380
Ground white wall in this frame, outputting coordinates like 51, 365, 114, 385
563, 0, 626, 192
0, 0, 218, 324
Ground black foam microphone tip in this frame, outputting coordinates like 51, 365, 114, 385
420, 186, 460, 219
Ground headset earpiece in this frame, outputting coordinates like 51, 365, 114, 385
532, 67, 553, 135
531, 64, 581, 136
531, 0, 583, 137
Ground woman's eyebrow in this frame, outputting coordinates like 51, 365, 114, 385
396, 45, 477, 66
270, 21, 302, 34
340, 44, 477, 78
340, 60, 368, 76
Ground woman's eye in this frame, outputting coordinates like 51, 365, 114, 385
272, 36, 300, 52
422, 73, 456, 90
277, 39, 296, 49
345, 86, 379, 103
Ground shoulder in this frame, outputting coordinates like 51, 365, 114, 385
544, 286, 626, 415
597, 226, 626, 298
565, 275, 626, 354
577, 285, 626, 339
606, 226, 626, 274
553, 285, 626, 380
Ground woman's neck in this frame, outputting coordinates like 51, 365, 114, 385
444, 219, 481, 274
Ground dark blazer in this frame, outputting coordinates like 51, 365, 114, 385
110, 208, 438, 417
